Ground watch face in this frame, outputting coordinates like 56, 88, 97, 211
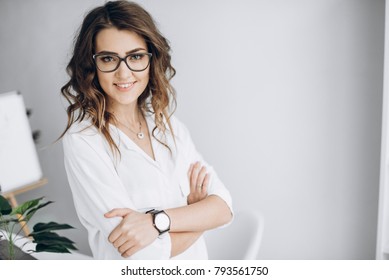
155, 212, 170, 231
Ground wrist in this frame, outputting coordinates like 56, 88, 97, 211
146, 209, 171, 236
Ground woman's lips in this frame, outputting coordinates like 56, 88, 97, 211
114, 82, 136, 91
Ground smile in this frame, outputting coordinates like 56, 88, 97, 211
114, 82, 135, 88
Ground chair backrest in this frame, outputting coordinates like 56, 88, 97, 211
204, 209, 265, 260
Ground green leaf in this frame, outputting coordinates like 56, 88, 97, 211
32, 222, 74, 233
35, 239, 78, 250
30, 232, 76, 245
11, 197, 44, 216
34, 243, 72, 254
0, 218, 19, 225
0, 195, 12, 215
29, 231, 61, 240
30, 232, 78, 251
24, 201, 53, 221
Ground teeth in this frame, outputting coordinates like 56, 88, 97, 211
115, 83, 132, 88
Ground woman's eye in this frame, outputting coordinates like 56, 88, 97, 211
129, 54, 144, 61
99, 56, 115, 63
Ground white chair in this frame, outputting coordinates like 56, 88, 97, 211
204, 209, 264, 260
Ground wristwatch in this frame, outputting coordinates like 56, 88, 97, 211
146, 209, 171, 235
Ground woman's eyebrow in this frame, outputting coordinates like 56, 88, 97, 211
95, 48, 147, 55
126, 47, 147, 54
95, 50, 117, 55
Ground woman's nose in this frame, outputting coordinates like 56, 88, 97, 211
115, 60, 133, 78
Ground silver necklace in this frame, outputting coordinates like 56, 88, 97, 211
117, 115, 144, 140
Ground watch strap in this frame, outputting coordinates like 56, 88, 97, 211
146, 209, 170, 235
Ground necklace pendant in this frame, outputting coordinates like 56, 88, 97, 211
137, 132, 144, 139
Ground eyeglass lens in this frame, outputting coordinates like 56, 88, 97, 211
94, 53, 151, 72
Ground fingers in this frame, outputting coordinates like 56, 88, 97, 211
121, 244, 141, 258
104, 208, 132, 218
112, 233, 128, 249
187, 163, 194, 180
189, 162, 200, 189
188, 163, 195, 192
112, 235, 139, 258
196, 166, 207, 189
108, 227, 122, 244
201, 173, 210, 195
106, 209, 133, 243
187, 161, 210, 205
188, 161, 210, 190
106, 211, 159, 258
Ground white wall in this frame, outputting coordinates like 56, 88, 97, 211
377, 0, 389, 260
0, 0, 384, 259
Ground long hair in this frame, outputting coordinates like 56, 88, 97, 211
60, 0, 176, 154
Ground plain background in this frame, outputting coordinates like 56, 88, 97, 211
0, 0, 385, 259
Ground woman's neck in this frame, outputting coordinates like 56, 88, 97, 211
108, 102, 142, 125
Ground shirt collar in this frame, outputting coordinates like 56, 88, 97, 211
109, 112, 177, 166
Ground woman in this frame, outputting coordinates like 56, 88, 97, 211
61, 0, 232, 260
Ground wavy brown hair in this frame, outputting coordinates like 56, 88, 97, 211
60, 0, 176, 154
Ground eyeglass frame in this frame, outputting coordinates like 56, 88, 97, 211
92, 52, 153, 73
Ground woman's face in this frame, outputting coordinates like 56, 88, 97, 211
94, 27, 150, 111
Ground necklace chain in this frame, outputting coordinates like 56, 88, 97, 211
116, 112, 145, 140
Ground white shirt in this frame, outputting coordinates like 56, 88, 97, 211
63, 113, 233, 260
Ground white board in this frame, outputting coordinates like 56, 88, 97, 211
0, 91, 42, 192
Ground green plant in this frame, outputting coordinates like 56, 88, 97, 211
0, 194, 76, 259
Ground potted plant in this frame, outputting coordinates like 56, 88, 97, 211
0, 194, 77, 260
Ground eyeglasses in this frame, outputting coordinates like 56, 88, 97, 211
92, 52, 152, 73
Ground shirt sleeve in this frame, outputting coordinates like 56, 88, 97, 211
63, 125, 171, 259
172, 117, 234, 219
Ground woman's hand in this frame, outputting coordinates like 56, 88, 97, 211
104, 208, 159, 258
187, 161, 210, 205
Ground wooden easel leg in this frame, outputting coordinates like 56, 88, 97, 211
7, 193, 31, 237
